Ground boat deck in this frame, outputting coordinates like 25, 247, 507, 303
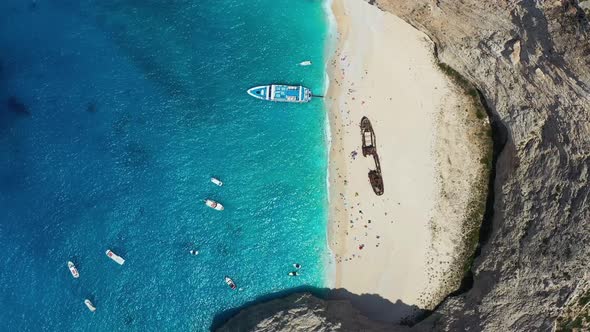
271, 85, 304, 102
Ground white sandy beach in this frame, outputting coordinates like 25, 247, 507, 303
326, 0, 488, 322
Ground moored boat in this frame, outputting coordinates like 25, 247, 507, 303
299, 60, 312, 66
225, 276, 237, 290
84, 299, 96, 312
247, 84, 312, 103
205, 199, 224, 211
189, 250, 199, 256
67, 261, 79, 278
105, 249, 125, 265
210, 177, 223, 186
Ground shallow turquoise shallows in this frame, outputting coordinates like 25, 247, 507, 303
0, 0, 329, 330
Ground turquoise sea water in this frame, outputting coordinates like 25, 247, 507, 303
0, 1, 329, 330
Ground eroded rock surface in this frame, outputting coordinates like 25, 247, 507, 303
372, 0, 590, 331
216, 293, 403, 332
218, 1, 590, 331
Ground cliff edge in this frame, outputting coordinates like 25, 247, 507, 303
377, 0, 590, 330
218, 1, 590, 331
216, 293, 404, 332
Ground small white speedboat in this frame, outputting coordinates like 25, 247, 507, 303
293, 263, 301, 269
211, 177, 223, 186
67, 261, 79, 278
299, 60, 312, 66
189, 250, 199, 256
84, 299, 96, 312
288, 271, 299, 277
105, 249, 125, 265
205, 199, 224, 211
225, 276, 237, 290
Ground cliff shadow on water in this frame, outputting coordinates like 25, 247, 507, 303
210, 286, 421, 330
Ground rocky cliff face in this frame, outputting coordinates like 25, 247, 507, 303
216, 293, 403, 332
218, 1, 590, 331
374, 0, 590, 331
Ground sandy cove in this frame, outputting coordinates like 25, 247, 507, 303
326, 0, 490, 322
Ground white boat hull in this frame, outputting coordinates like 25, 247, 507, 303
84, 299, 96, 312
67, 261, 79, 278
205, 199, 224, 211
211, 177, 223, 186
225, 276, 237, 290
106, 250, 125, 265
247, 84, 312, 103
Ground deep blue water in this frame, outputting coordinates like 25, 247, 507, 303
0, 1, 329, 330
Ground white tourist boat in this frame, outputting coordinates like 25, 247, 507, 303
67, 261, 79, 278
210, 177, 223, 186
247, 84, 312, 103
105, 249, 125, 265
225, 276, 237, 290
205, 199, 224, 211
299, 60, 312, 66
84, 299, 96, 312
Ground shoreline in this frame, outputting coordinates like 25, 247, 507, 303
325, 0, 348, 289
322, 0, 341, 289
324, 0, 490, 322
